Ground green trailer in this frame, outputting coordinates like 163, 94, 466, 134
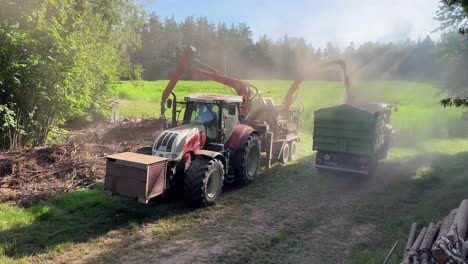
313, 103, 394, 174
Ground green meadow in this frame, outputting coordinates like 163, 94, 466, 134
116, 80, 467, 146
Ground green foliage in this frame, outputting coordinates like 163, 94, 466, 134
0, 0, 144, 148
441, 97, 468, 106
437, 32, 468, 104
436, 1, 468, 106
438, 0, 468, 34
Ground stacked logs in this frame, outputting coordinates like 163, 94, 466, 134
401, 200, 468, 264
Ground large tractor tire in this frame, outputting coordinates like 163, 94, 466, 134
233, 134, 261, 185
184, 157, 224, 207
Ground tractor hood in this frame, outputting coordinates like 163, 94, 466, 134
152, 123, 205, 161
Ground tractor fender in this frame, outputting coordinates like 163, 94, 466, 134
228, 125, 255, 150
195, 149, 226, 164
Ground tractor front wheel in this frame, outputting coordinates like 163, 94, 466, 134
184, 157, 224, 207
234, 134, 261, 185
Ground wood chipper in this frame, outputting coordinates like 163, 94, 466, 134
105, 46, 302, 207
312, 60, 395, 175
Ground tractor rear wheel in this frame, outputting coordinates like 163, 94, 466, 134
184, 157, 224, 207
234, 134, 261, 185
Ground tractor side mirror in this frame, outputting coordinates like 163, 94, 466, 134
167, 99, 173, 109
228, 105, 236, 115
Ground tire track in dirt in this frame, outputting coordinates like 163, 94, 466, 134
206, 158, 423, 264
121, 164, 412, 263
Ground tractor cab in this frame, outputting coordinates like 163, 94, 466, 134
183, 93, 243, 144
152, 93, 244, 162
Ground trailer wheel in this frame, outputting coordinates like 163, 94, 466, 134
280, 143, 290, 164
288, 141, 297, 161
184, 157, 224, 207
234, 134, 261, 185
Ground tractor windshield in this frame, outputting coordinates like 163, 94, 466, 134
190, 103, 218, 124
187, 103, 219, 141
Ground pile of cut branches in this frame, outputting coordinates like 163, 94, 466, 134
0, 119, 164, 206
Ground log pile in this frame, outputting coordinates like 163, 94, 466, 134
401, 200, 468, 264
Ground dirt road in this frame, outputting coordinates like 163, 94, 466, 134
31, 142, 430, 264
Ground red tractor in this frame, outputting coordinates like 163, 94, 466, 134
105, 46, 302, 207
154, 93, 262, 207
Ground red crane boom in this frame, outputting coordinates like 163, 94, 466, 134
160, 46, 253, 118
160, 46, 302, 118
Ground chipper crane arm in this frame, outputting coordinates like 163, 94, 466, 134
283, 80, 303, 111
160, 46, 255, 119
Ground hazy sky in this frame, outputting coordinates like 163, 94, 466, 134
141, 0, 441, 48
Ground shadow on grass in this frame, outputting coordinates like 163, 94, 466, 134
0, 185, 190, 259
0, 156, 320, 260
0, 156, 318, 260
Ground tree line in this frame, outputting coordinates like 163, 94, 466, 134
137, 14, 442, 82
134, 12, 467, 100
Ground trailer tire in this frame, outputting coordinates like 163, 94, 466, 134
281, 143, 290, 164
184, 157, 224, 207
288, 141, 297, 161
233, 134, 261, 185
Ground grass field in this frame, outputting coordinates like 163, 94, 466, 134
1, 80, 467, 263
116, 80, 467, 146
